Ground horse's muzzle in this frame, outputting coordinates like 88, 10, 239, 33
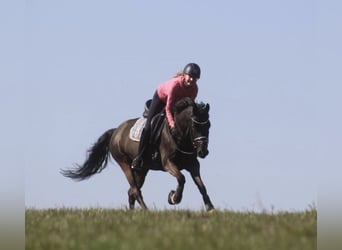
198, 148, 209, 158
194, 136, 209, 158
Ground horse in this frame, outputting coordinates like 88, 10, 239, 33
61, 97, 215, 211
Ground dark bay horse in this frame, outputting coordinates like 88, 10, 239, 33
61, 97, 215, 211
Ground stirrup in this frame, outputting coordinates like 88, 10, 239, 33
131, 157, 143, 170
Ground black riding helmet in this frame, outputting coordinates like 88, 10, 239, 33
183, 63, 201, 79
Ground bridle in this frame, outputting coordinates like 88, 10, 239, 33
191, 118, 209, 147
174, 117, 209, 155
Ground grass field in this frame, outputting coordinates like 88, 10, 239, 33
26, 208, 316, 250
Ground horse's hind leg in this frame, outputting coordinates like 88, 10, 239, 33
120, 162, 148, 209
127, 179, 146, 210
128, 189, 136, 209
128, 180, 147, 210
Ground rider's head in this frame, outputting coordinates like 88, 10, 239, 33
183, 63, 201, 80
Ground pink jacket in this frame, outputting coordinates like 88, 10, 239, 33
157, 76, 198, 127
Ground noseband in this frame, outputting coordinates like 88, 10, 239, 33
191, 118, 209, 147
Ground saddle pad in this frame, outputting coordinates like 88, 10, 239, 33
129, 118, 147, 142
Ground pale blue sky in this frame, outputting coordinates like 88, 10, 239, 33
1, 0, 341, 212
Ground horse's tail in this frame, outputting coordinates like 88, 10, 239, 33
61, 128, 115, 181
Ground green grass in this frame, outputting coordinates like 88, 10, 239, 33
26, 208, 316, 250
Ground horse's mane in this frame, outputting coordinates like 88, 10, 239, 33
173, 97, 194, 113
173, 98, 209, 118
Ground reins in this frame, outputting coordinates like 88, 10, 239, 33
168, 125, 196, 155
175, 146, 196, 155
172, 119, 209, 156
192, 118, 209, 125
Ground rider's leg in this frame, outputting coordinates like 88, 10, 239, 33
132, 92, 164, 170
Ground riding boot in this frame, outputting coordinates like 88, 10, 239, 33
131, 129, 149, 171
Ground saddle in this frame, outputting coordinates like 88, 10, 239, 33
130, 99, 166, 146
129, 99, 166, 163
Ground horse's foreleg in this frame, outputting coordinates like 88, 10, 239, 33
165, 161, 185, 205
190, 167, 215, 211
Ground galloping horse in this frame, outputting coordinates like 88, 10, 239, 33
61, 97, 214, 211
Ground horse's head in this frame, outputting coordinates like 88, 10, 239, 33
173, 98, 211, 158
191, 101, 210, 158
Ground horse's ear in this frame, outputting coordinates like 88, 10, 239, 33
205, 103, 210, 112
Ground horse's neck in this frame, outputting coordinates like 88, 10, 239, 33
172, 121, 193, 150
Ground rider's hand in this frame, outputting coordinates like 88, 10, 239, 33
170, 126, 177, 137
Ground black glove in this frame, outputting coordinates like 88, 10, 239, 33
170, 126, 178, 137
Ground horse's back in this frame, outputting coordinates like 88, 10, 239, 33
110, 118, 139, 161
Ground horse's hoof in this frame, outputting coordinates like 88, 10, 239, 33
208, 208, 216, 213
206, 205, 215, 213
168, 190, 176, 205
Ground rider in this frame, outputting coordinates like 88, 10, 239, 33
131, 63, 201, 171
